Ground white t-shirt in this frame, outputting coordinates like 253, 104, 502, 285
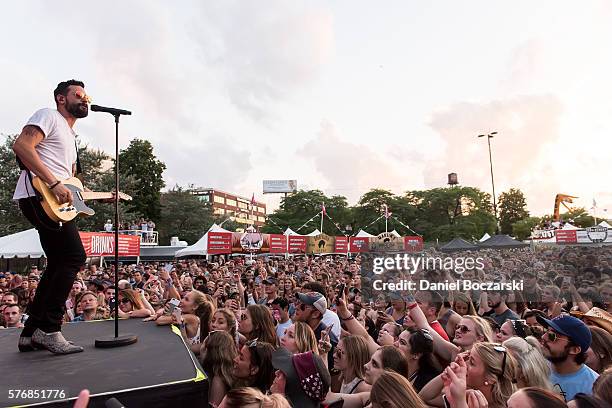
13, 108, 77, 199
322, 309, 341, 339
276, 319, 292, 340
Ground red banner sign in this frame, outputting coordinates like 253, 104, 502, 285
334, 236, 348, 253
555, 230, 578, 244
207, 232, 233, 254
404, 236, 424, 252
269, 234, 287, 253
349, 237, 370, 253
288, 235, 308, 253
79, 232, 140, 257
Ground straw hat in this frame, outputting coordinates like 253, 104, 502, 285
572, 307, 612, 335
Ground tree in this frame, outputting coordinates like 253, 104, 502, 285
561, 207, 597, 228
353, 189, 395, 234
498, 188, 529, 235
262, 190, 351, 235
351, 189, 419, 235
512, 217, 541, 241
157, 186, 214, 244
405, 187, 496, 242
0, 134, 31, 235
118, 139, 166, 222
76, 143, 141, 232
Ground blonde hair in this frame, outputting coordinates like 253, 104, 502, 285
503, 336, 551, 389
462, 315, 494, 343
340, 335, 370, 380
452, 292, 477, 315
471, 342, 518, 408
221, 387, 290, 408
293, 321, 318, 353
370, 370, 426, 408
213, 308, 237, 340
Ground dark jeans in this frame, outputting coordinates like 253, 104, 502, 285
19, 197, 86, 333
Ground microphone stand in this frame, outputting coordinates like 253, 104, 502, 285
94, 109, 138, 348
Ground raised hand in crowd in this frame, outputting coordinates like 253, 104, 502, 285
441, 354, 469, 408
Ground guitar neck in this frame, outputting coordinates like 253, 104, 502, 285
80, 192, 114, 200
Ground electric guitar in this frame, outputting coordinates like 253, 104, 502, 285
32, 176, 132, 223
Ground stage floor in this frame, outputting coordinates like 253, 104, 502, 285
0, 318, 206, 407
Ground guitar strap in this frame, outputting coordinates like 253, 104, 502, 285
74, 139, 82, 176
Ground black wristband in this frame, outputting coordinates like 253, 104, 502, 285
49, 180, 61, 189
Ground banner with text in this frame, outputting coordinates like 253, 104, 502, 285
207, 231, 233, 254
79, 232, 140, 257
269, 234, 287, 253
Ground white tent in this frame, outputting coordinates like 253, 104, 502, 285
283, 228, 320, 236
562, 223, 579, 230
355, 229, 375, 237
284, 227, 299, 236
0, 229, 45, 258
390, 230, 401, 237
479, 233, 491, 243
174, 224, 232, 258
599, 220, 612, 228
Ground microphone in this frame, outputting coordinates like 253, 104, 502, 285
105, 397, 126, 408
90, 104, 132, 116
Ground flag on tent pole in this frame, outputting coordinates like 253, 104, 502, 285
383, 204, 392, 219
321, 202, 326, 216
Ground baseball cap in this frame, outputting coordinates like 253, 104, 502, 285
272, 348, 331, 408
0, 273, 5, 279
263, 277, 278, 285
296, 292, 327, 314
537, 314, 592, 352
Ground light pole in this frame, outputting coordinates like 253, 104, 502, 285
478, 131, 498, 233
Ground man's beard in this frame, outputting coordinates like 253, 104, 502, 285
489, 301, 501, 309
67, 101, 89, 118
545, 344, 570, 364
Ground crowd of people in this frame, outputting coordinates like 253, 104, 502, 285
1, 244, 612, 407
104, 217, 156, 242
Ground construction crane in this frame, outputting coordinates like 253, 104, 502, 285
554, 194, 579, 222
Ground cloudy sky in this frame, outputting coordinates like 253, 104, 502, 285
1, 1, 611, 218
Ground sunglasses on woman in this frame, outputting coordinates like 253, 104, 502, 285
492, 344, 507, 378
420, 328, 433, 341
456, 325, 472, 334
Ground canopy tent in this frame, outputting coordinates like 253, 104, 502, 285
439, 237, 479, 252
355, 229, 375, 238
562, 223, 579, 230
174, 224, 232, 258
0, 229, 45, 258
599, 220, 612, 228
283, 228, 320, 236
478, 234, 528, 249
390, 230, 401, 237
479, 233, 491, 243
284, 227, 299, 236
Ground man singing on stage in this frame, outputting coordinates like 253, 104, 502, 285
12, 79, 91, 354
